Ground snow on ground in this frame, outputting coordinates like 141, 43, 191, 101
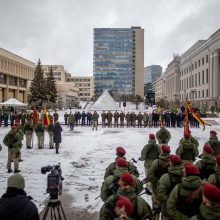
0, 110, 220, 214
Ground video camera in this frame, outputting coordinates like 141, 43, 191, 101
41, 163, 63, 200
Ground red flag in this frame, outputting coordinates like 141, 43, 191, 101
33, 105, 38, 125
44, 105, 50, 128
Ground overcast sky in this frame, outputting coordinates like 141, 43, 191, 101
0, 0, 220, 76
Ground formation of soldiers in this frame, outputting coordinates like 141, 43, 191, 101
99, 126, 220, 220
2, 110, 63, 173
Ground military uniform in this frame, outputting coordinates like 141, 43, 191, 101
107, 111, 113, 127
53, 111, 59, 123
47, 122, 55, 148
206, 136, 220, 156
208, 166, 220, 188
101, 111, 106, 127
125, 112, 131, 127
68, 113, 75, 131
137, 112, 143, 128
92, 112, 99, 130
114, 111, 119, 128
23, 120, 34, 149
156, 127, 171, 147
35, 122, 45, 149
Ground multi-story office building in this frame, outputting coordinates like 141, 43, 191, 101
93, 27, 144, 98
67, 76, 94, 100
42, 65, 68, 83
0, 48, 35, 103
180, 29, 220, 107
144, 65, 162, 84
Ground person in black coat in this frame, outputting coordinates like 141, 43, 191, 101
0, 174, 39, 220
53, 121, 63, 154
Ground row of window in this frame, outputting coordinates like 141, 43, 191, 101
76, 83, 90, 87
181, 89, 209, 100
181, 55, 209, 76
181, 69, 209, 90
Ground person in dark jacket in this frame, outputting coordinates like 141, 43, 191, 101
0, 174, 39, 220
53, 121, 63, 154
206, 130, 220, 156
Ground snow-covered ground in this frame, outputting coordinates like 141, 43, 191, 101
0, 110, 220, 214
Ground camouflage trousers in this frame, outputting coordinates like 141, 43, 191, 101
7, 148, 20, 171
49, 133, 54, 147
92, 121, 98, 130
25, 133, 32, 147
37, 135, 44, 148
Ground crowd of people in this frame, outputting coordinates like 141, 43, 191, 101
99, 126, 220, 220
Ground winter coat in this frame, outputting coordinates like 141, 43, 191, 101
140, 139, 161, 169
195, 154, 216, 180
53, 122, 63, 144
166, 175, 202, 220
208, 166, 220, 188
176, 138, 199, 162
23, 122, 34, 135
101, 167, 143, 202
99, 189, 152, 220
190, 204, 220, 220
179, 136, 199, 148
156, 127, 171, 144
148, 153, 170, 193
206, 136, 220, 156
68, 114, 75, 123
3, 130, 20, 149
113, 112, 119, 121
104, 157, 139, 179
0, 188, 39, 220
92, 113, 99, 122
119, 113, 125, 122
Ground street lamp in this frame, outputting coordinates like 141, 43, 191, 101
46, 94, 51, 109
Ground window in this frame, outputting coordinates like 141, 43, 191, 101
206, 89, 209, 97
202, 90, 204, 98
198, 60, 200, 67
195, 74, 197, 86
192, 63, 194, 71
206, 69, 209, 83
202, 57, 204, 65
199, 91, 200, 98
198, 72, 200, 85
206, 55, 209, 63
195, 62, 197, 69
202, 71, 204, 84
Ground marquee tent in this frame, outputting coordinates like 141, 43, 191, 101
0, 98, 27, 107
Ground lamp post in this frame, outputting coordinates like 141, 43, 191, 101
46, 94, 51, 109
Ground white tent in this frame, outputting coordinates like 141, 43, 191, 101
0, 98, 27, 107
90, 90, 120, 111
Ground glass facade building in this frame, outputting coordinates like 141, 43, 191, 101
93, 28, 139, 97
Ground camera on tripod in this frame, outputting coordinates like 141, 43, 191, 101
41, 163, 63, 200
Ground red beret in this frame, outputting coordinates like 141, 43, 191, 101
170, 155, 182, 165
210, 130, 217, 136
120, 172, 135, 186
216, 155, 220, 166
116, 196, 134, 216
116, 158, 128, 167
149, 134, 155, 139
203, 183, 220, 203
11, 125, 17, 129
184, 132, 190, 139
116, 147, 126, 156
161, 145, 171, 153
203, 144, 214, 154
184, 162, 200, 176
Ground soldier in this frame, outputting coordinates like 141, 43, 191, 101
100, 172, 152, 220
137, 112, 143, 128
92, 111, 99, 130
101, 111, 106, 127
206, 130, 220, 156
166, 163, 202, 220
179, 130, 199, 148
114, 111, 119, 128
125, 112, 131, 127
156, 124, 171, 147
131, 112, 136, 127
53, 110, 59, 123
14, 120, 24, 162
157, 155, 183, 219
23, 118, 34, 149
47, 119, 55, 149
208, 155, 220, 188
148, 145, 171, 218
176, 132, 199, 163
191, 183, 220, 220
143, 112, 149, 127
3, 125, 21, 173
119, 111, 125, 127
86, 111, 92, 126
104, 147, 139, 179
107, 111, 113, 128
195, 144, 216, 180
101, 158, 142, 202
81, 111, 86, 126
68, 111, 75, 131
64, 112, 69, 125
148, 112, 153, 128
139, 134, 160, 176
0, 174, 39, 220
35, 119, 45, 149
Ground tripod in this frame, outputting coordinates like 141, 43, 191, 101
42, 199, 67, 220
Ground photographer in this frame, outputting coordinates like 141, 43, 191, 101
0, 174, 39, 220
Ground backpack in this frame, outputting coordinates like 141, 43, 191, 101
181, 140, 195, 161
199, 161, 215, 180
155, 159, 170, 179
167, 173, 182, 195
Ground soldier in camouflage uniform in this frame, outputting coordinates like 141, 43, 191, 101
114, 111, 120, 128
139, 133, 160, 176
119, 111, 125, 127
156, 124, 171, 147
101, 111, 106, 128
104, 147, 139, 179
23, 118, 34, 149
107, 111, 113, 128
179, 130, 199, 148
131, 112, 136, 127
137, 112, 143, 128
143, 112, 149, 127
15, 120, 24, 162
195, 144, 215, 180
176, 132, 199, 163
166, 163, 202, 220
100, 172, 152, 220
125, 112, 131, 127
206, 130, 220, 156
47, 119, 55, 149
3, 125, 21, 173
208, 155, 220, 188
157, 155, 183, 219
191, 183, 220, 220
35, 119, 45, 149
101, 158, 142, 202
92, 111, 99, 130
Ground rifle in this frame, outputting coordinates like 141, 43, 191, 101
140, 205, 162, 220
129, 157, 139, 163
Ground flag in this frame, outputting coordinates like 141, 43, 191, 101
44, 105, 50, 128
33, 105, 38, 125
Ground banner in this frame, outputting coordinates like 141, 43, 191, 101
44, 105, 50, 128
33, 105, 38, 125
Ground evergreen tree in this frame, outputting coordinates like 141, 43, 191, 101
45, 67, 58, 103
29, 59, 47, 104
